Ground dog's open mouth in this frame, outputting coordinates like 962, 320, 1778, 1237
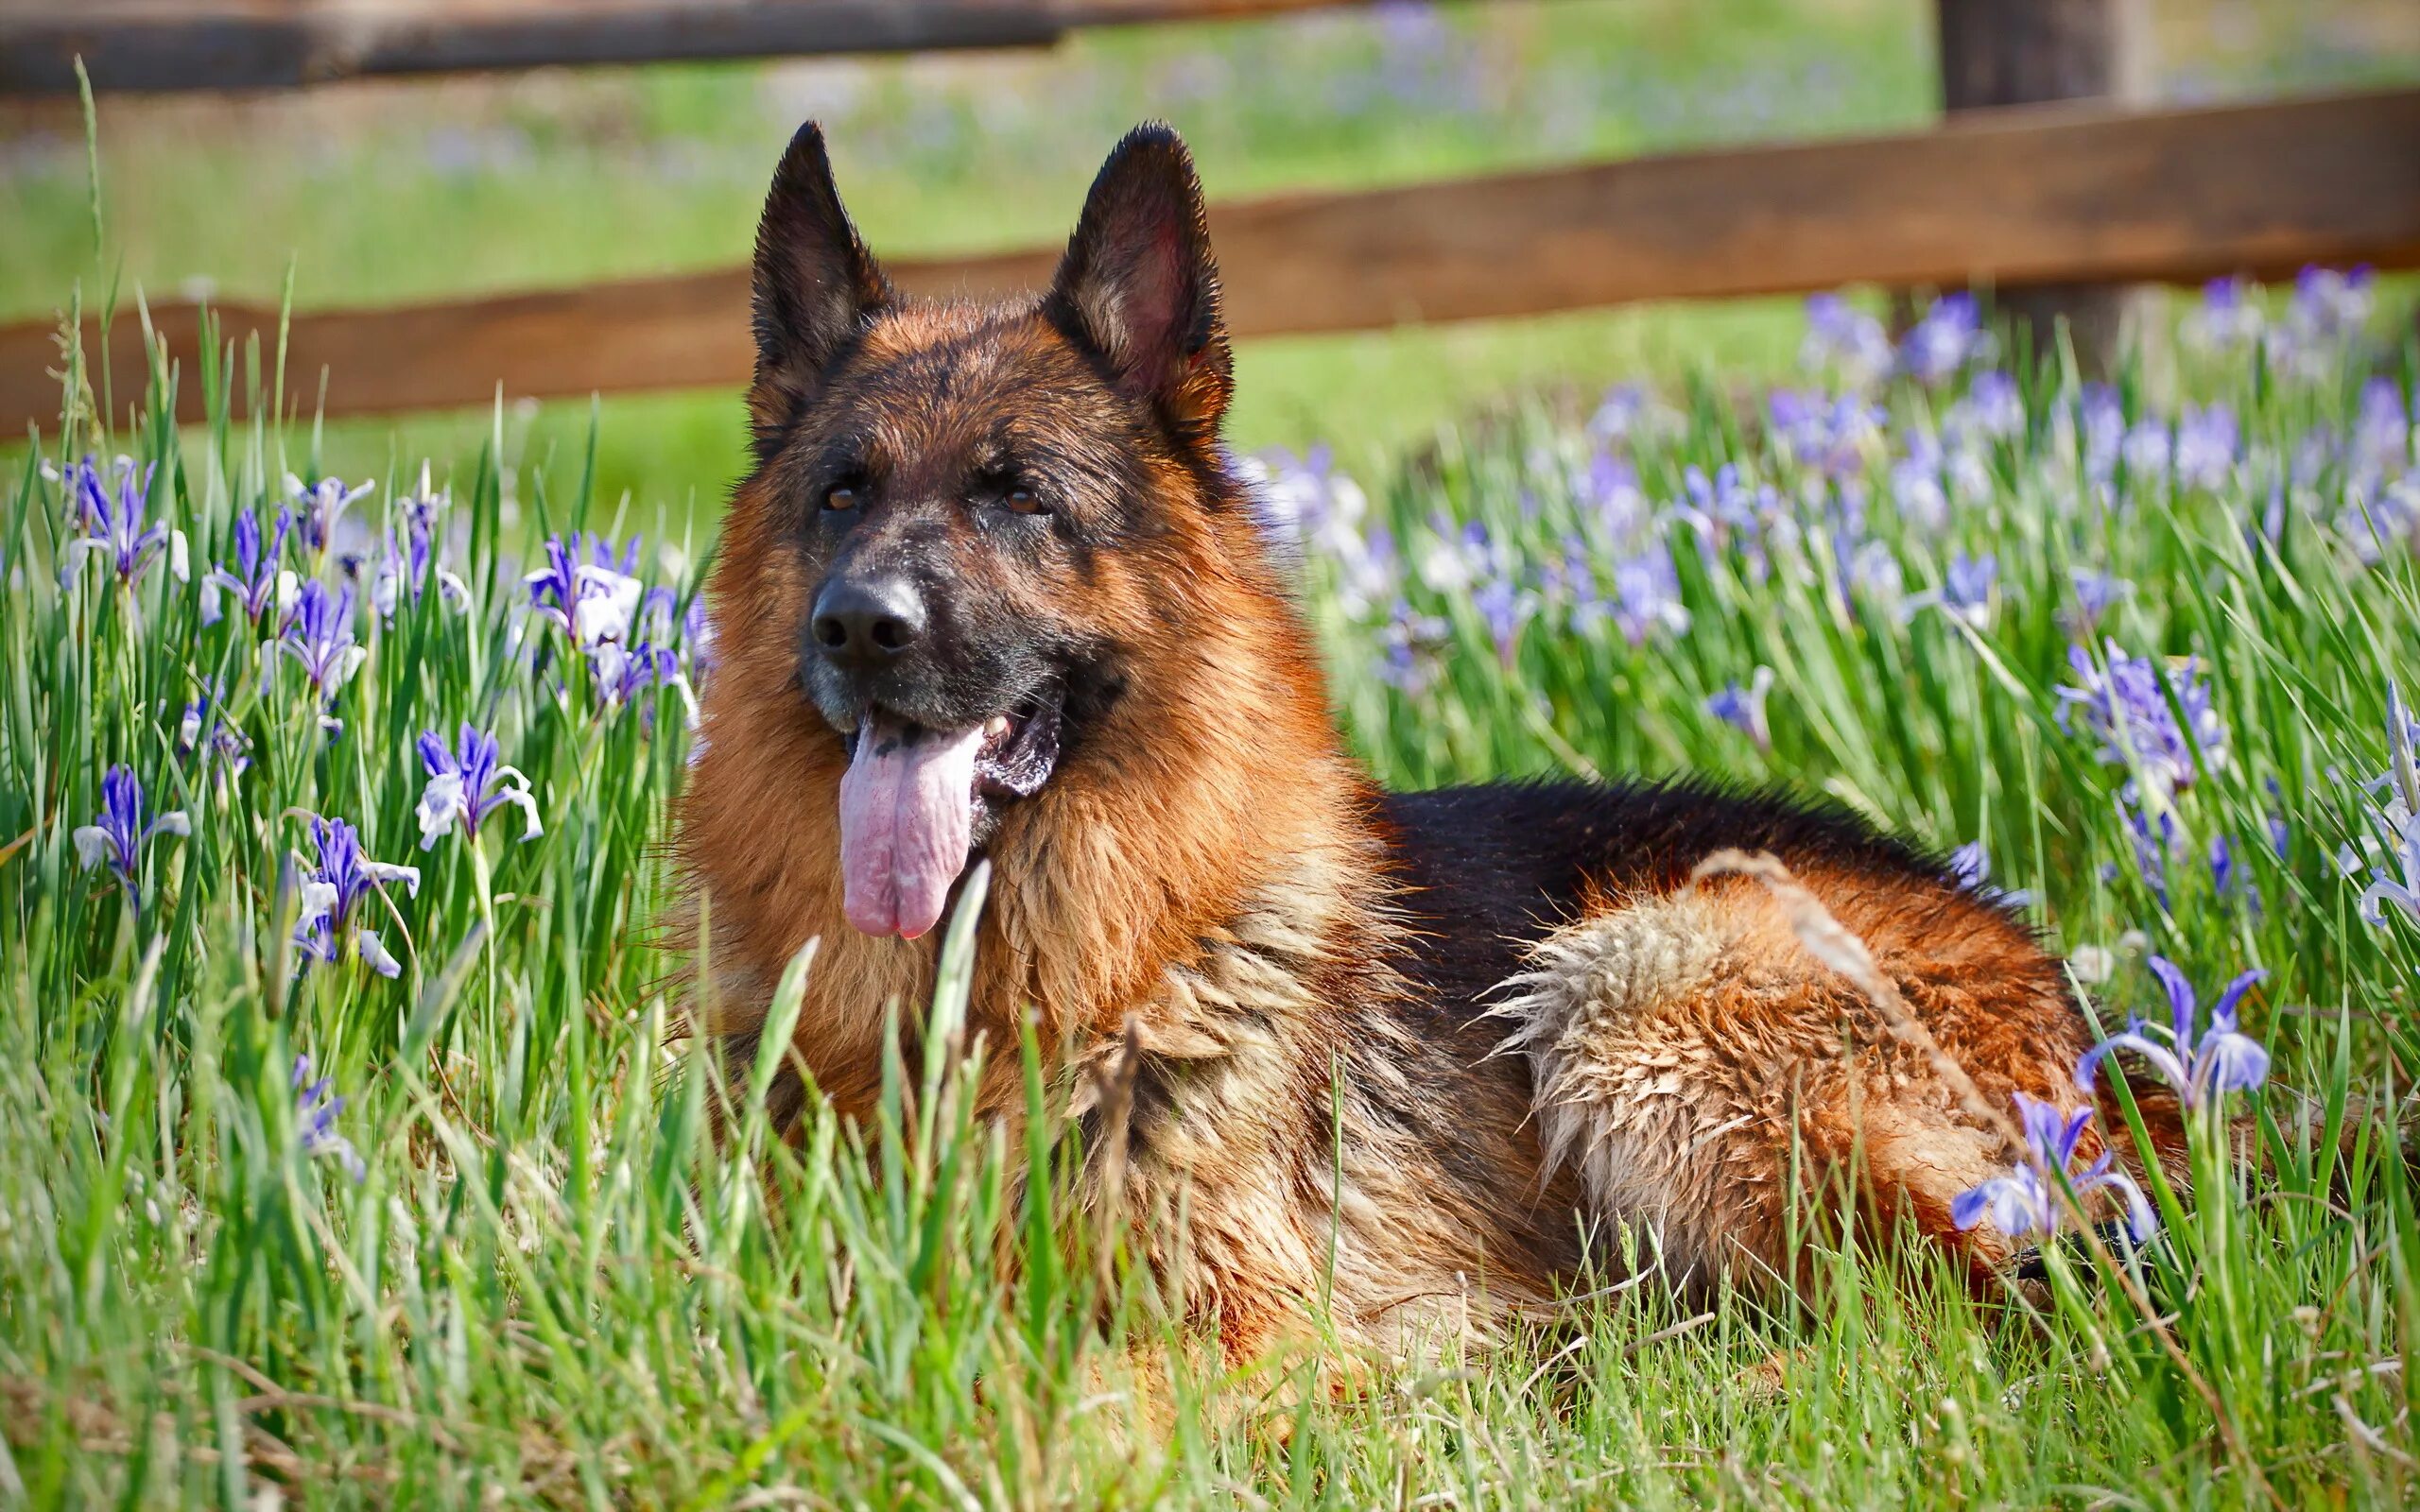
836, 688, 1063, 938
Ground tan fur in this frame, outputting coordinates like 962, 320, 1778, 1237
1492, 871, 2138, 1290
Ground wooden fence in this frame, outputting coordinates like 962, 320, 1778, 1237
5, 4, 2417, 438
1, 1, 1425, 94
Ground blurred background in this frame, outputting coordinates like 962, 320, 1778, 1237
4, 0, 2416, 521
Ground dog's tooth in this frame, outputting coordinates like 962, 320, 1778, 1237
985, 715, 1010, 739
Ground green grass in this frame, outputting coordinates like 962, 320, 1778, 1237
5, 268, 2420, 1505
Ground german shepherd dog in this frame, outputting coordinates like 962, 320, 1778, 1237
681, 122, 2177, 1360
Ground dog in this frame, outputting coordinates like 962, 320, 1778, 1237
678, 121, 2178, 1360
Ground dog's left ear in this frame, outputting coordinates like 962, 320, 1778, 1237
749, 122, 892, 453
1046, 124, 1233, 442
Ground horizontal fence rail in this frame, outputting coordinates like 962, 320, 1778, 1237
1, 0, 1410, 95
7, 88, 2417, 436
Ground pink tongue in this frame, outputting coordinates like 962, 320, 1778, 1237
837, 719, 987, 939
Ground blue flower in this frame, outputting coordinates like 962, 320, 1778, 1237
1704, 666, 1774, 750
202, 505, 297, 627
2184, 275, 2263, 352
588, 639, 693, 717
526, 532, 646, 649
2056, 642, 2227, 799
2174, 404, 2238, 491
2352, 682, 2420, 931
2077, 384, 2128, 484
2118, 799, 2177, 907
1605, 542, 1690, 646
178, 686, 252, 782
1945, 839, 2035, 909
2290, 265, 2374, 343
1898, 293, 1986, 387
285, 472, 375, 558
1377, 602, 1451, 695
1800, 294, 1892, 387
292, 816, 420, 978
61, 455, 187, 589
1768, 390, 1882, 482
2065, 568, 2132, 632
1900, 550, 1996, 627
276, 580, 367, 715
372, 472, 470, 622
290, 1054, 366, 1183
1472, 573, 1533, 665
1951, 1092, 2156, 1245
1586, 383, 1655, 441
1952, 370, 2025, 442
73, 765, 189, 905
2075, 955, 2270, 1110
414, 723, 544, 850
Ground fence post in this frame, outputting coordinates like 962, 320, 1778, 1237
1934, 0, 2141, 371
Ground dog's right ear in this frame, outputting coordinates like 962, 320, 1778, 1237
749, 123, 891, 452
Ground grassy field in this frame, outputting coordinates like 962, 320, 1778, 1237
5, 249, 2420, 1504
8, 2, 2420, 1504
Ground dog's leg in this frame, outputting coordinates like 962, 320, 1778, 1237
1489, 885, 2048, 1292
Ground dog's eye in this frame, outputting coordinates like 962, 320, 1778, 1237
1002, 486, 1046, 516
822, 484, 859, 512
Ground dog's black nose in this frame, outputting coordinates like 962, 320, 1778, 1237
811, 575, 927, 666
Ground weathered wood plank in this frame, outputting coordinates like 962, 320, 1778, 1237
0, 0, 1395, 95
8, 90, 2417, 434
1935, 0, 2138, 368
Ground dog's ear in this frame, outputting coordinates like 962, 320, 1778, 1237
749, 122, 891, 450
1046, 124, 1233, 442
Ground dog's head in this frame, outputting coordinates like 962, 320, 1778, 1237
715, 122, 1283, 942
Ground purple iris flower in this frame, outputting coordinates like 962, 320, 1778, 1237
2352, 683, 2420, 932
285, 472, 375, 558
72, 765, 190, 904
2351, 378, 2413, 487
1769, 390, 1882, 482
1951, 1092, 2156, 1244
2118, 800, 2177, 908
2075, 955, 2270, 1111
1889, 436, 1951, 532
292, 815, 420, 978
1606, 542, 1690, 646
1800, 293, 1893, 387
178, 687, 252, 782
1377, 602, 1450, 695
589, 639, 692, 716
2056, 642, 2227, 799
290, 1053, 366, 1183
1901, 550, 1996, 627
277, 580, 367, 708
2185, 275, 2263, 352
414, 723, 544, 850
2078, 385, 2128, 485
1956, 370, 2025, 441
2174, 404, 2238, 491
1576, 450, 1649, 542
2289, 266, 2374, 345
202, 505, 296, 627
1587, 384, 1652, 441
62, 455, 186, 588
526, 532, 646, 649
1704, 666, 1774, 750
1946, 840, 2035, 909
1899, 293, 1985, 387
2065, 568, 2132, 632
